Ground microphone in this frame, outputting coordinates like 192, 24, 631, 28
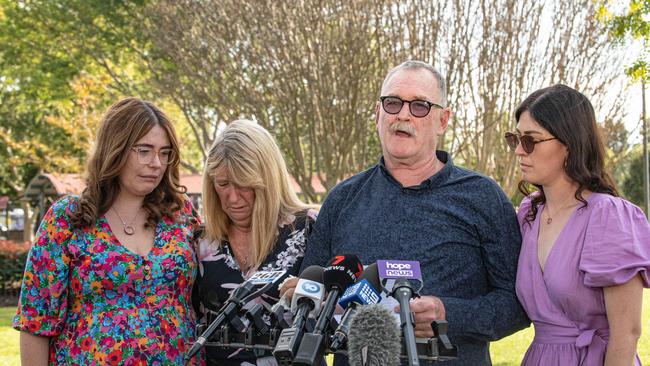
377, 260, 423, 366
347, 304, 401, 366
269, 302, 291, 330
243, 303, 270, 335
313, 254, 363, 334
273, 266, 325, 365
185, 270, 288, 362
293, 254, 363, 366
329, 263, 382, 351
270, 289, 293, 330
271, 292, 292, 314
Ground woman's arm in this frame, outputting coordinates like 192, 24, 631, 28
20, 332, 50, 366
603, 274, 643, 366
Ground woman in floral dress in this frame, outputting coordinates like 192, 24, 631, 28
194, 120, 317, 366
14, 98, 202, 365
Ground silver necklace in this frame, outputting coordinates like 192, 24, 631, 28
544, 202, 579, 225
111, 207, 139, 235
231, 244, 251, 269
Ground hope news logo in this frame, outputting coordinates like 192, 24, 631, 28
385, 261, 414, 277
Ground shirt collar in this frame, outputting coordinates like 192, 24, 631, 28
378, 150, 453, 191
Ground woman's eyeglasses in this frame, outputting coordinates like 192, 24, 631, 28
131, 146, 176, 165
504, 132, 557, 154
379, 96, 444, 118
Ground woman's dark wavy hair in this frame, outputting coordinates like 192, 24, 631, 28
70, 97, 186, 229
516, 84, 618, 223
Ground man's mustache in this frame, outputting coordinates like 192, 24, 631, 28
389, 122, 416, 137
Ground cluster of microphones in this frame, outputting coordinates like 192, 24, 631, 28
185, 254, 458, 366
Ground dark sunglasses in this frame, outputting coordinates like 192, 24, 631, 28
504, 132, 558, 154
379, 96, 443, 118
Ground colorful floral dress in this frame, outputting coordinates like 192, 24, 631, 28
195, 209, 317, 366
14, 195, 203, 365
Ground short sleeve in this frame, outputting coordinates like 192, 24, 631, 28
13, 195, 76, 336
580, 196, 650, 288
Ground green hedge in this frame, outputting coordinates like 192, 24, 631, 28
0, 241, 29, 297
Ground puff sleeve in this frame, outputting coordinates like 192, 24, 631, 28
580, 196, 650, 288
517, 196, 534, 228
13, 196, 76, 336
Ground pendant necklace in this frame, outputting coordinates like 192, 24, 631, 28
544, 202, 578, 225
111, 207, 139, 235
544, 210, 553, 225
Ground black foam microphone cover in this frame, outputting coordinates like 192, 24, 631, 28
323, 254, 363, 290
348, 304, 401, 366
358, 262, 381, 290
300, 265, 325, 282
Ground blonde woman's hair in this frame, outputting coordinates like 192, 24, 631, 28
70, 97, 186, 228
202, 119, 313, 268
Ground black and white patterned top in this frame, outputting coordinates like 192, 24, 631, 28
194, 209, 317, 366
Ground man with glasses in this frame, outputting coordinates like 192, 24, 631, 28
298, 60, 529, 365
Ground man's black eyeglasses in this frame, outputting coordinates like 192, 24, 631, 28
504, 132, 558, 154
379, 96, 444, 118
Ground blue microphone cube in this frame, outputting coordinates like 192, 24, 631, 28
338, 279, 380, 309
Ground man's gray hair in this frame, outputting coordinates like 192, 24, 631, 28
381, 60, 447, 106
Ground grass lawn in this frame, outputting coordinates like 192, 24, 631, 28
2, 290, 650, 365
491, 290, 650, 365
0, 306, 19, 366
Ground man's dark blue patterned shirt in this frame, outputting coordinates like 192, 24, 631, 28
301, 151, 530, 366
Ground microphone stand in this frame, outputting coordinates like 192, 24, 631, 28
185, 281, 258, 363
392, 279, 420, 366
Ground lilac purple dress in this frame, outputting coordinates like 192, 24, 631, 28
515, 192, 650, 365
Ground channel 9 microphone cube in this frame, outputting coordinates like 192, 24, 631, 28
339, 279, 380, 309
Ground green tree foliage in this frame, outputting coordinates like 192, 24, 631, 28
599, 0, 649, 81
0, 1, 153, 198
623, 148, 650, 209
601, 117, 633, 187
0, 0, 636, 203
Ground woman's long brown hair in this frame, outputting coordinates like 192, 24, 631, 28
70, 97, 186, 229
515, 85, 618, 224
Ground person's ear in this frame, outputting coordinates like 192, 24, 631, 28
437, 107, 452, 135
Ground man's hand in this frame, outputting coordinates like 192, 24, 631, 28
278, 277, 299, 299
395, 295, 446, 338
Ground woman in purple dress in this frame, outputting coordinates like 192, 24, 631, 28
506, 84, 650, 365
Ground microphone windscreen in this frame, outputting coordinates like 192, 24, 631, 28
299, 265, 325, 282
348, 304, 401, 366
359, 263, 381, 291
323, 254, 363, 290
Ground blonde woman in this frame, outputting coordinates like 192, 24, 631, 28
195, 119, 318, 366
14, 98, 201, 365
